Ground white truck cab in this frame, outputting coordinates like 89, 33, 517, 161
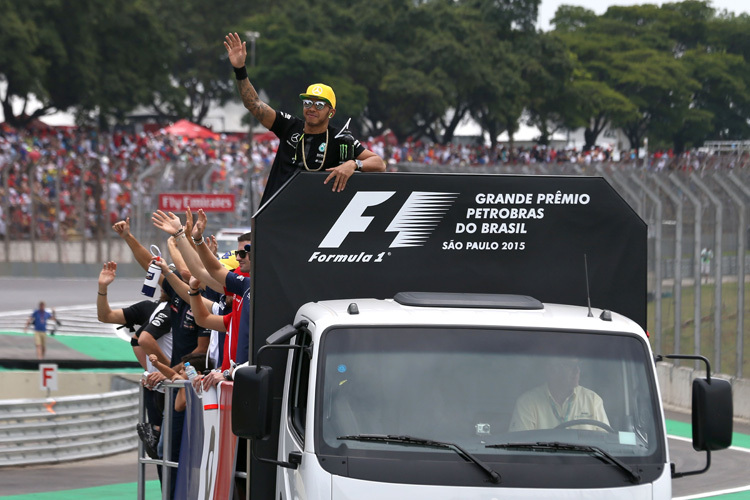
235, 292, 731, 500
231, 172, 732, 500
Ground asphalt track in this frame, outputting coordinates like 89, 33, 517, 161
1, 278, 749, 499
0, 277, 145, 312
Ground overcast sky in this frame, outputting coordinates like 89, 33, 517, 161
538, 0, 749, 30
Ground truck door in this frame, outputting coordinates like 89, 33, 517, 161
279, 328, 312, 500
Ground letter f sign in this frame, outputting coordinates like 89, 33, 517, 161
319, 192, 395, 248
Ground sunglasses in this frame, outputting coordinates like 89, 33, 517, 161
302, 99, 328, 111
234, 249, 250, 259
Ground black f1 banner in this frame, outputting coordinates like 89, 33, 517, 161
250, 172, 647, 349
246, 171, 647, 500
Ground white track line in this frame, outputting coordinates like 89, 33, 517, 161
673, 485, 750, 499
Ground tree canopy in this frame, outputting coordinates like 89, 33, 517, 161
1, 0, 749, 152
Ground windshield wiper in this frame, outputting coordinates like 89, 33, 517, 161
486, 441, 640, 483
339, 433, 501, 484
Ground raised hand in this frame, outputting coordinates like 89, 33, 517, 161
185, 207, 194, 240
112, 217, 131, 239
224, 32, 247, 69
207, 235, 218, 255
193, 209, 208, 239
98, 261, 118, 287
152, 210, 183, 235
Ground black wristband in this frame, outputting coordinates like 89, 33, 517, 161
233, 66, 248, 80
130, 337, 139, 347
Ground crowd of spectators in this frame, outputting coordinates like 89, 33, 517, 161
2, 121, 748, 242
0, 123, 252, 241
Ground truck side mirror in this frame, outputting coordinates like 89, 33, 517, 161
232, 365, 274, 440
660, 354, 733, 479
692, 377, 733, 451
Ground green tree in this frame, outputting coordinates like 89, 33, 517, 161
0, 0, 60, 126
519, 32, 577, 146
240, 0, 536, 143
73, 0, 174, 126
149, 0, 256, 125
556, 26, 641, 150
1, 0, 174, 128
558, 1, 750, 153
670, 50, 748, 151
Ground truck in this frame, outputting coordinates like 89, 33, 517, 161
231, 171, 733, 500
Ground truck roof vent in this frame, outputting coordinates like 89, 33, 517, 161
394, 292, 543, 310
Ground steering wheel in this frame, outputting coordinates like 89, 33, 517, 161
555, 419, 615, 433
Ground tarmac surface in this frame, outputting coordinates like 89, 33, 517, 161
0, 450, 160, 498
0, 277, 144, 312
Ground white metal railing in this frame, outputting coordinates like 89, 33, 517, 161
0, 387, 139, 466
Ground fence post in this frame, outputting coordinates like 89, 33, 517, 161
137, 384, 147, 500
594, 165, 643, 216
650, 173, 683, 359
55, 163, 63, 264
26, 161, 37, 264
2, 163, 9, 262
713, 173, 746, 378
668, 173, 703, 369
630, 173, 664, 352
690, 173, 724, 374
79, 160, 89, 263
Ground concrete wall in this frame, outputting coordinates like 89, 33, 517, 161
1, 240, 150, 278
656, 362, 749, 423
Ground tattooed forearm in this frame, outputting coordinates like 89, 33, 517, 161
238, 79, 271, 124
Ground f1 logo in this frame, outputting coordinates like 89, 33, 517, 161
319, 191, 458, 248
320, 192, 394, 248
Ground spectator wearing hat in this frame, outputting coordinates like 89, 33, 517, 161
224, 32, 385, 205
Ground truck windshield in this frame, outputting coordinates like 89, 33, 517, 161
316, 326, 664, 486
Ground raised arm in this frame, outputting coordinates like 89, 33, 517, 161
168, 229, 190, 279
188, 276, 226, 332
191, 209, 231, 285
113, 217, 156, 272
224, 32, 276, 130
97, 261, 126, 324
152, 209, 226, 292
152, 256, 191, 303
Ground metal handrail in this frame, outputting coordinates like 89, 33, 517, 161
137, 379, 186, 500
0, 387, 140, 467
